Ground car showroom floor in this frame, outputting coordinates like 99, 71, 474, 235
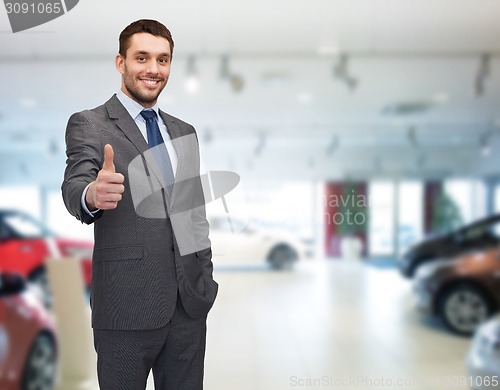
143, 259, 472, 390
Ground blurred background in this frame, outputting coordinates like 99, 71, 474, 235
1, 1, 500, 389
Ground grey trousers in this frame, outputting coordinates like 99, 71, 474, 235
93, 296, 208, 390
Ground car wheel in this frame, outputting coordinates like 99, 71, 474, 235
267, 244, 298, 270
28, 268, 52, 308
438, 283, 493, 336
21, 333, 57, 390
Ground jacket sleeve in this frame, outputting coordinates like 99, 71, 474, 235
61, 111, 104, 225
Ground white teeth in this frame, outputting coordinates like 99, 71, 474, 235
142, 80, 158, 85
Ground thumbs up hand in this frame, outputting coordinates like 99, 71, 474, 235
86, 144, 125, 211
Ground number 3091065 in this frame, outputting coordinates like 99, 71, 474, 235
5, 2, 62, 14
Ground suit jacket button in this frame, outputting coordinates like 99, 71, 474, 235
171, 245, 175, 251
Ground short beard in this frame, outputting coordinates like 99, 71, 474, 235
125, 82, 160, 105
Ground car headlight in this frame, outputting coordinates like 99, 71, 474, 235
415, 259, 453, 281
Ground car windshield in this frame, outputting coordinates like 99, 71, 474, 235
2, 212, 53, 239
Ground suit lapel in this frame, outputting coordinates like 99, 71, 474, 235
105, 95, 170, 201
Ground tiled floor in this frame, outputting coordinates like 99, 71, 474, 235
144, 259, 472, 390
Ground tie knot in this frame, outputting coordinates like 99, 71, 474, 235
140, 109, 157, 122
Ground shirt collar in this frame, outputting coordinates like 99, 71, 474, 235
116, 89, 160, 121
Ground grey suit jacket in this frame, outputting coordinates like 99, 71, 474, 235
62, 95, 218, 330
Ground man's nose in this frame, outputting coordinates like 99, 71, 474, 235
146, 60, 159, 74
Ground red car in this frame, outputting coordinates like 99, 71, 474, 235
0, 272, 58, 390
0, 209, 93, 305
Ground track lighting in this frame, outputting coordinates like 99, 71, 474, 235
333, 54, 358, 91
185, 55, 199, 95
219, 55, 244, 93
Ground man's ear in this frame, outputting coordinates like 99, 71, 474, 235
115, 54, 125, 75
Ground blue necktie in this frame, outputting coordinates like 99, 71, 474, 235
140, 110, 175, 193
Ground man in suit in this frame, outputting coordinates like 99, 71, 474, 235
61, 19, 218, 390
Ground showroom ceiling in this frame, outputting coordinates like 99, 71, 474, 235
0, 0, 499, 184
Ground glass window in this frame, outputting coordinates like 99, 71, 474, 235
397, 181, 423, 256
494, 186, 500, 213
368, 181, 395, 256
444, 180, 487, 224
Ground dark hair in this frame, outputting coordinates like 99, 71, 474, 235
119, 19, 174, 58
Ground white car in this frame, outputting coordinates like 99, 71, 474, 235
466, 314, 500, 390
208, 215, 303, 269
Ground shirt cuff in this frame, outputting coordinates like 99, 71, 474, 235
81, 183, 101, 217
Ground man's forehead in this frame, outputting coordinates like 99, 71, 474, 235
128, 33, 170, 52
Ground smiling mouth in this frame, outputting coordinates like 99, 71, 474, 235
141, 79, 161, 86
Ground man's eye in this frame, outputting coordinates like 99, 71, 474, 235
137, 57, 146, 62
159, 58, 169, 63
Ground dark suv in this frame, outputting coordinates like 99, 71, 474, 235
399, 214, 500, 278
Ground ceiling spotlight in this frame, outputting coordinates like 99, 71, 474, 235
219, 55, 231, 80
325, 135, 339, 156
254, 132, 267, 156
481, 144, 491, 157
230, 74, 244, 93
48, 138, 58, 158
333, 54, 358, 91
219, 55, 244, 93
480, 133, 491, 157
475, 54, 491, 97
203, 128, 213, 145
407, 126, 418, 148
185, 55, 199, 95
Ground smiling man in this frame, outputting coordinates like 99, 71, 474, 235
62, 19, 217, 390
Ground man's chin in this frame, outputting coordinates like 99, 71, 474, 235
127, 88, 161, 106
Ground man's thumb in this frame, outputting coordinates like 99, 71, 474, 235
102, 144, 115, 172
